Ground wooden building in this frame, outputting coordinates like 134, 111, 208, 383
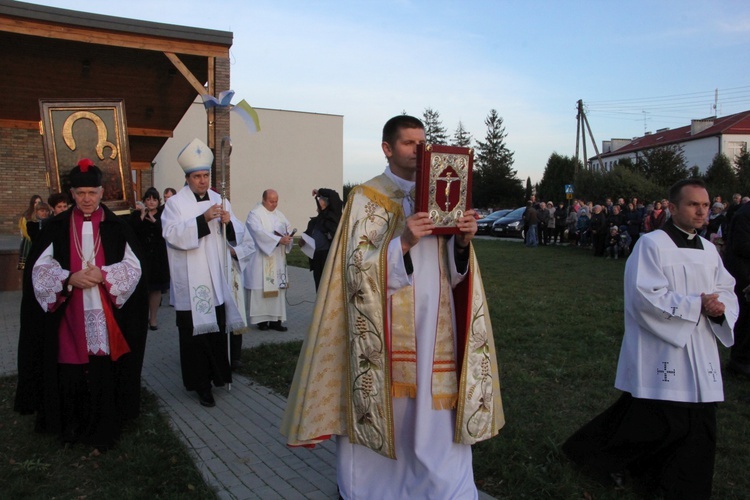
0, 0, 234, 234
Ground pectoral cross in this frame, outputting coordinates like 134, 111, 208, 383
438, 171, 460, 211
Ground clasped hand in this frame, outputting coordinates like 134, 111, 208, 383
69, 263, 103, 289
701, 293, 726, 318
204, 203, 230, 224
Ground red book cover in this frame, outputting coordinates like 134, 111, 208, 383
415, 144, 474, 235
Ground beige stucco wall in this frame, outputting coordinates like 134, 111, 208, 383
152, 100, 343, 231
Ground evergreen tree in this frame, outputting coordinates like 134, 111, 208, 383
704, 153, 737, 201
525, 177, 533, 201
636, 145, 688, 187
422, 108, 448, 145
537, 153, 577, 203
473, 109, 523, 208
735, 148, 750, 196
452, 121, 473, 148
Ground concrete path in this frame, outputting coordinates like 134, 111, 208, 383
0, 264, 493, 499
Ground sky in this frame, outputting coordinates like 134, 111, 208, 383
26, 0, 750, 185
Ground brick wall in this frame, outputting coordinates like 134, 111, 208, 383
0, 127, 48, 235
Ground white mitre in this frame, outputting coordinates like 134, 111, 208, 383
177, 138, 214, 174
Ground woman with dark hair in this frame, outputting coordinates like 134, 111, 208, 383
130, 187, 170, 330
300, 187, 343, 289
17, 194, 42, 270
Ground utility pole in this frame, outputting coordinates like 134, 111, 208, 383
575, 99, 606, 172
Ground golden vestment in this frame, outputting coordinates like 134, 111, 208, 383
281, 173, 504, 459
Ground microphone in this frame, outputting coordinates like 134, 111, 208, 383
289, 228, 297, 237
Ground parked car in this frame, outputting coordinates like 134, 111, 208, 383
476, 209, 513, 235
492, 206, 527, 238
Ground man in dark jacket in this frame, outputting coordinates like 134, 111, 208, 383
723, 201, 750, 378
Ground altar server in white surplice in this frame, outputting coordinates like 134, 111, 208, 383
245, 189, 293, 332
162, 138, 246, 408
564, 178, 738, 500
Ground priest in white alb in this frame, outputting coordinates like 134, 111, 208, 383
245, 189, 293, 332
281, 115, 505, 499
563, 178, 738, 499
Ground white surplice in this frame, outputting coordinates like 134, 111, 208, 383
336, 167, 477, 500
162, 186, 245, 333
616, 229, 738, 403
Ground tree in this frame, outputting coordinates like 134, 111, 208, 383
636, 145, 688, 187
525, 177, 533, 201
343, 181, 357, 202
422, 108, 448, 145
537, 153, 577, 203
473, 109, 523, 208
575, 165, 662, 204
704, 153, 737, 202
734, 148, 750, 196
452, 121, 473, 148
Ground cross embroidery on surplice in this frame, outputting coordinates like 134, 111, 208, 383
657, 361, 676, 382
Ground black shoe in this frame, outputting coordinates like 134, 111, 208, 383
149, 324, 158, 331
270, 321, 288, 332
727, 359, 750, 378
257, 322, 269, 331
197, 388, 215, 407
231, 359, 243, 370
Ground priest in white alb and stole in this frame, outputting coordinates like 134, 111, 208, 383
14, 158, 145, 451
245, 189, 293, 332
162, 138, 246, 408
281, 115, 505, 499
564, 178, 738, 499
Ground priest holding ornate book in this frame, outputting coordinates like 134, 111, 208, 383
282, 115, 505, 499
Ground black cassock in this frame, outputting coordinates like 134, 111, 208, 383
14, 206, 148, 449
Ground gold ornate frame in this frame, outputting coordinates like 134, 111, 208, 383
39, 99, 134, 211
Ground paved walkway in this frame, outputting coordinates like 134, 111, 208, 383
0, 263, 493, 499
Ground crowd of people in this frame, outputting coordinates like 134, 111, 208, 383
520, 193, 748, 260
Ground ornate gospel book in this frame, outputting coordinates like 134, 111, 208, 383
415, 144, 473, 235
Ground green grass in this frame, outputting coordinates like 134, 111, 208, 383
243, 239, 750, 499
0, 378, 216, 499
287, 238, 310, 268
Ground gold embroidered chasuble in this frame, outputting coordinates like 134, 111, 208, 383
281, 174, 504, 459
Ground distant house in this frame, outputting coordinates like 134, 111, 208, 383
590, 110, 750, 173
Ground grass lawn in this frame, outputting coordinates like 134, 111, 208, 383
0, 379, 216, 499
242, 238, 750, 499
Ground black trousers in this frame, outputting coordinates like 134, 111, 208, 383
176, 305, 232, 391
731, 290, 750, 364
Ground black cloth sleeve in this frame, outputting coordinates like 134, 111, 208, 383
196, 215, 210, 239
225, 222, 236, 242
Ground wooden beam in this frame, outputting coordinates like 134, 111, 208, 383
0, 119, 40, 130
0, 17, 229, 58
164, 51, 207, 96
131, 161, 153, 170
128, 127, 173, 138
